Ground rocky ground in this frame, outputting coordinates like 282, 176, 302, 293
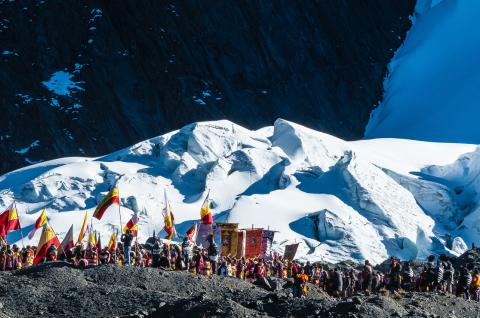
1, 263, 480, 318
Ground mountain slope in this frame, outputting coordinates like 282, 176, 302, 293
365, 0, 480, 143
0, 0, 415, 173
0, 119, 477, 264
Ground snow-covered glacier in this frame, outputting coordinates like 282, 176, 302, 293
1, 119, 479, 264
365, 0, 480, 144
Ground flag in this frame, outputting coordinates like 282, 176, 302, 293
163, 210, 175, 240
123, 214, 139, 237
0, 209, 9, 237
260, 230, 276, 258
33, 224, 60, 265
108, 231, 117, 252
0, 203, 20, 236
283, 243, 300, 261
186, 223, 197, 242
218, 223, 239, 256
245, 228, 263, 259
7, 205, 20, 232
162, 191, 175, 240
200, 192, 213, 225
76, 212, 88, 244
195, 223, 212, 248
93, 187, 119, 220
88, 229, 96, 246
58, 225, 75, 255
28, 208, 48, 239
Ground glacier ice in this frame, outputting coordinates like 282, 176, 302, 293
0, 119, 478, 265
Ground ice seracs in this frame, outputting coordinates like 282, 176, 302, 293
0, 119, 478, 264
365, 0, 480, 144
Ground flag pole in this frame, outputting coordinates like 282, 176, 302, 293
15, 202, 25, 248
59, 225, 72, 259
205, 189, 213, 236
118, 204, 123, 233
118, 184, 123, 233
160, 188, 167, 240
90, 216, 93, 242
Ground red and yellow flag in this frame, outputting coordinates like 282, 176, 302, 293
186, 223, 197, 242
28, 208, 48, 239
93, 188, 119, 220
76, 212, 89, 244
123, 214, 139, 237
108, 231, 117, 252
200, 193, 212, 225
58, 225, 75, 255
7, 206, 20, 232
33, 224, 60, 265
163, 202, 175, 241
0, 204, 20, 236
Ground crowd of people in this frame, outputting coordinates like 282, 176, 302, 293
1, 231, 479, 301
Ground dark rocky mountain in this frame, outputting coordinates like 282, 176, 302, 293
0, 0, 415, 174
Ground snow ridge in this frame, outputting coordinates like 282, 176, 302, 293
0, 120, 477, 264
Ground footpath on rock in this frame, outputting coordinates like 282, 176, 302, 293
1, 263, 480, 318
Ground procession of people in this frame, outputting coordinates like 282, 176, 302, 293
1, 232, 480, 301
1, 187, 479, 302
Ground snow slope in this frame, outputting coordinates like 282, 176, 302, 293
365, 0, 480, 144
0, 120, 478, 264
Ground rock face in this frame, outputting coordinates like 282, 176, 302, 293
0, 0, 415, 173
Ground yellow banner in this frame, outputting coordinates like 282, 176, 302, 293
217, 223, 238, 257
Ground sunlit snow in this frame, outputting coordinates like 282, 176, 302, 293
0, 120, 476, 265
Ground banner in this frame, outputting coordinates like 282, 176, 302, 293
260, 230, 276, 258
196, 223, 213, 248
245, 228, 263, 259
283, 243, 300, 261
217, 223, 238, 257
236, 230, 246, 259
